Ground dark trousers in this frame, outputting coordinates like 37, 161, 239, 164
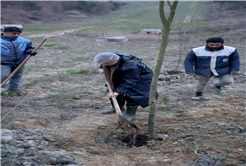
116, 94, 139, 106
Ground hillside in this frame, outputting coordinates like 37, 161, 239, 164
1, 1, 127, 24
1, 1, 246, 166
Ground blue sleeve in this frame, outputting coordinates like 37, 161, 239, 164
184, 50, 196, 73
230, 49, 240, 72
24, 41, 35, 54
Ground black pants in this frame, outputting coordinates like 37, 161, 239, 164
116, 94, 139, 106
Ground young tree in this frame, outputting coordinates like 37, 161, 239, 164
148, 0, 178, 137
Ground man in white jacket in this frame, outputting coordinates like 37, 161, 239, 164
184, 37, 240, 99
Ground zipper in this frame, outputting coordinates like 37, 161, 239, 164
10, 41, 18, 66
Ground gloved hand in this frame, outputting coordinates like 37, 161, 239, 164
29, 52, 37, 56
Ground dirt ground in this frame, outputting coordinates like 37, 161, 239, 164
1, 2, 246, 166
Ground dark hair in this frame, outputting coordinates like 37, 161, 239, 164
2, 26, 22, 33
206, 37, 224, 43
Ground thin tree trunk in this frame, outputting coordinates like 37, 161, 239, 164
148, 27, 170, 136
148, 1, 178, 137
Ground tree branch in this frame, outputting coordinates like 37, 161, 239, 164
167, 0, 171, 7
159, 1, 168, 27
168, 1, 178, 22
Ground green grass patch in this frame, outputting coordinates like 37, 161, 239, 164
24, 67, 32, 71
22, 1, 199, 36
44, 44, 58, 47
23, 101, 37, 107
8, 91, 17, 97
67, 68, 87, 74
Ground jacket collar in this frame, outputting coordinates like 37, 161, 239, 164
205, 45, 224, 51
1, 34, 16, 41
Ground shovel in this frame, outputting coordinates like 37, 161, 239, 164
104, 74, 138, 129
1, 38, 47, 87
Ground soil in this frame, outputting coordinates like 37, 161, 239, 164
1, 1, 246, 166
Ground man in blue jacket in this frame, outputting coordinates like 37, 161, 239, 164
184, 37, 240, 99
94, 51, 157, 120
1, 26, 37, 95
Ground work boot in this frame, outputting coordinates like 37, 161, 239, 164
191, 92, 203, 100
8, 89, 26, 96
102, 98, 126, 114
1, 89, 8, 95
214, 85, 226, 94
123, 105, 138, 120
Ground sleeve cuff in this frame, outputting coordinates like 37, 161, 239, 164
231, 71, 239, 74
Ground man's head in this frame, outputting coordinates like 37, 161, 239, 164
94, 52, 120, 66
206, 37, 224, 51
2, 26, 22, 39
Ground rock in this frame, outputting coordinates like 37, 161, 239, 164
212, 109, 218, 113
176, 133, 186, 138
1, 129, 13, 143
224, 131, 231, 134
114, 129, 126, 134
43, 135, 56, 142
1, 150, 8, 157
156, 134, 169, 140
37, 150, 78, 164
216, 122, 226, 127
40, 140, 49, 146
158, 81, 167, 86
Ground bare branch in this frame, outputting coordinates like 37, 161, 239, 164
168, 1, 179, 22
159, 1, 168, 27
167, 0, 171, 7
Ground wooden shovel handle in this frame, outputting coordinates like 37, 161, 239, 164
1, 38, 47, 87
104, 77, 122, 115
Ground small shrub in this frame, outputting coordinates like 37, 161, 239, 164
163, 95, 169, 103
113, 2, 120, 9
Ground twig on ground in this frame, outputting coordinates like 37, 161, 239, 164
1, 84, 40, 121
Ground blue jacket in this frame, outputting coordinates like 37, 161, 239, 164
102, 51, 158, 108
184, 45, 240, 76
1, 35, 35, 67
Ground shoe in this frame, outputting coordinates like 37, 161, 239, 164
8, 89, 26, 96
102, 107, 116, 114
214, 85, 226, 94
191, 92, 203, 100
123, 105, 138, 120
1, 90, 8, 95
102, 98, 126, 114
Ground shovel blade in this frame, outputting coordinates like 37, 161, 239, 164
118, 114, 138, 129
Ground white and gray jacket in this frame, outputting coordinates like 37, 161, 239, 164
184, 45, 240, 76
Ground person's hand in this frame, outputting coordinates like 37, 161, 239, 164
108, 92, 119, 98
99, 69, 104, 74
187, 72, 194, 76
28, 52, 37, 56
